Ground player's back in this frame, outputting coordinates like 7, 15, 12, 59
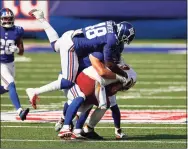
73, 21, 118, 57
0, 25, 24, 63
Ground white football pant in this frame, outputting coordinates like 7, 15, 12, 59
1, 62, 15, 90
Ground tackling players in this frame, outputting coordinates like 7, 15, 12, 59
56, 62, 137, 140
27, 9, 135, 138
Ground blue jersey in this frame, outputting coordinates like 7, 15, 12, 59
60, 52, 103, 76
0, 25, 24, 63
73, 21, 119, 62
78, 52, 104, 73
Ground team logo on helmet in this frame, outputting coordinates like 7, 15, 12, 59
0, 8, 15, 28
117, 22, 135, 45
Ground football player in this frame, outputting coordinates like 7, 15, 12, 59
56, 62, 137, 140
0, 8, 29, 120
27, 9, 135, 137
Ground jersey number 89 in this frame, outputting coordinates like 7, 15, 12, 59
85, 22, 107, 39
0, 39, 15, 55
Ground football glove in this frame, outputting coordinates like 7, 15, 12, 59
116, 74, 129, 84
29, 9, 45, 22
9, 45, 20, 53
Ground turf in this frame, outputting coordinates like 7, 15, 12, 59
1, 53, 187, 148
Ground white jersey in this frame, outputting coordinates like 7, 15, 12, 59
83, 64, 137, 86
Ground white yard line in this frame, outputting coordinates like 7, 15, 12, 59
15, 64, 186, 68
14, 68, 186, 73
18, 59, 185, 64
1, 120, 186, 124
1, 126, 186, 129
16, 86, 186, 92
127, 43, 186, 48
118, 105, 186, 108
1, 104, 186, 108
1, 95, 186, 99
16, 74, 186, 79
1, 139, 186, 143
14, 81, 186, 85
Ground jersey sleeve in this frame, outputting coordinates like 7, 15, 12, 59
103, 33, 118, 62
16, 26, 24, 37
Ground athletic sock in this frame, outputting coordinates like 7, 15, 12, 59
64, 97, 84, 125
63, 102, 69, 116
110, 104, 120, 128
35, 80, 61, 95
40, 20, 59, 43
8, 82, 21, 110
76, 107, 92, 129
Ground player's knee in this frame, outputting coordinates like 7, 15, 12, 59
60, 78, 74, 89
7, 82, 16, 90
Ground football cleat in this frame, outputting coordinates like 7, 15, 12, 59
71, 132, 86, 140
83, 125, 103, 140
58, 128, 72, 139
26, 88, 39, 109
28, 9, 45, 22
55, 117, 64, 132
115, 128, 128, 139
19, 108, 29, 121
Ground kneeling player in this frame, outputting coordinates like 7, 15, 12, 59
57, 63, 137, 139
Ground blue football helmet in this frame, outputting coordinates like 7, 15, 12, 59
0, 8, 15, 28
116, 21, 135, 45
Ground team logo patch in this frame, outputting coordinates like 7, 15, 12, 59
1, 110, 186, 123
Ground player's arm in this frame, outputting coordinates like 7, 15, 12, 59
16, 37, 24, 55
103, 35, 128, 78
105, 61, 127, 77
89, 54, 116, 79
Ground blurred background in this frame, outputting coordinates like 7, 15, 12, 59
1, 1, 187, 147
1, 0, 187, 41
1, 0, 186, 53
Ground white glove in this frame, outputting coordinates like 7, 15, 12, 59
28, 9, 45, 22
9, 45, 20, 53
116, 74, 128, 83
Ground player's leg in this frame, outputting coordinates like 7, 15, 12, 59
58, 71, 96, 139
26, 31, 82, 109
71, 106, 93, 140
58, 84, 86, 139
29, 9, 60, 52
54, 102, 69, 132
109, 95, 127, 139
0, 85, 8, 94
1, 63, 29, 120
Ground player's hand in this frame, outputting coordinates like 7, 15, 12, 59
116, 74, 128, 84
28, 9, 45, 22
9, 45, 20, 53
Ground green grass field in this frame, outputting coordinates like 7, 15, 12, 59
1, 53, 187, 148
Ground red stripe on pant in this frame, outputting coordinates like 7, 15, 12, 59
1, 74, 9, 86
67, 46, 74, 81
